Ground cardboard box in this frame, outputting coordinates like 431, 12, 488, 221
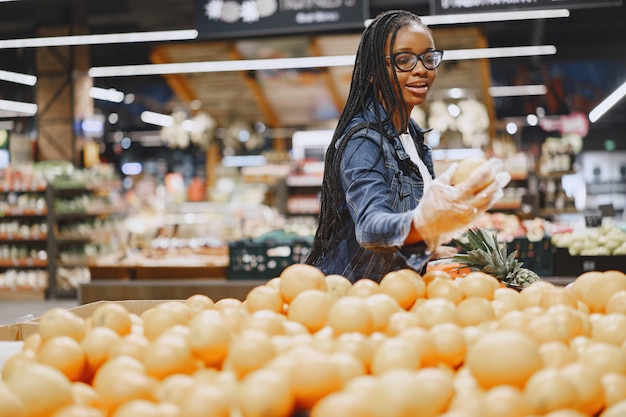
553, 247, 626, 276
0, 299, 168, 342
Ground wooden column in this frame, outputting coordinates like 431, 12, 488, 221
35, 25, 93, 165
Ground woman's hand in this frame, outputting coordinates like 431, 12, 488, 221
412, 158, 510, 251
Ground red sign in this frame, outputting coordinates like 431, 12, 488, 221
539, 112, 589, 137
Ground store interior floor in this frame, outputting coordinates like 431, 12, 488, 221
0, 298, 79, 326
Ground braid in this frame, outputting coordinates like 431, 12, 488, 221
306, 10, 429, 266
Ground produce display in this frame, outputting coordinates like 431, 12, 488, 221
2, 265, 626, 417
551, 224, 626, 256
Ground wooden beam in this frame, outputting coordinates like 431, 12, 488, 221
310, 38, 344, 113
150, 47, 199, 105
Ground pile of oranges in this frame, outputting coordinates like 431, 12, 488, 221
2, 264, 626, 417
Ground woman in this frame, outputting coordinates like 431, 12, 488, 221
305, 10, 509, 282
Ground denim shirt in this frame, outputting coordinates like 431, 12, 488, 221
311, 99, 436, 282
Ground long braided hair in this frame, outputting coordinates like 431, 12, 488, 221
306, 10, 431, 265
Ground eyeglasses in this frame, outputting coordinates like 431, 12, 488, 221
388, 50, 444, 71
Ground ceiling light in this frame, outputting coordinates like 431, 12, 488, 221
0, 99, 37, 115
445, 45, 556, 60
589, 80, 626, 123
89, 87, 125, 103
0, 69, 37, 86
421, 9, 570, 25
0, 29, 198, 49
90, 55, 357, 77
89, 45, 556, 78
140, 111, 173, 127
489, 85, 548, 97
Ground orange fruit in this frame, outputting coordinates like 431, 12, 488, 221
518, 280, 556, 309
525, 314, 571, 345
37, 307, 85, 343
602, 372, 626, 408
290, 351, 343, 410
310, 390, 370, 417
456, 296, 495, 327
142, 331, 197, 379
560, 362, 604, 415
366, 293, 402, 332
333, 331, 376, 373
428, 322, 467, 369
524, 368, 576, 414
329, 351, 366, 383
456, 271, 500, 300
245, 284, 284, 313
370, 336, 421, 375
325, 274, 352, 299
4, 362, 74, 417
482, 385, 530, 417
426, 277, 464, 304
242, 309, 286, 336
385, 310, 421, 335
153, 373, 195, 404
90, 302, 132, 336
379, 269, 420, 310
578, 342, 626, 375
214, 297, 243, 311
179, 383, 230, 417
466, 330, 542, 389
287, 289, 334, 333
570, 270, 626, 313
21, 332, 42, 352
0, 380, 26, 417
591, 313, 626, 346
50, 404, 106, 417
1, 349, 37, 380
326, 295, 373, 335
37, 335, 87, 382
348, 278, 381, 298
237, 368, 294, 417
453, 155, 487, 185
108, 332, 150, 360
93, 365, 156, 413
398, 326, 438, 367
71, 381, 102, 408
606, 290, 626, 314
81, 326, 121, 379
539, 341, 576, 368
184, 293, 215, 316
414, 298, 459, 329
109, 399, 160, 417
411, 367, 456, 417
226, 329, 277, 378
421, 268, 452, 285
539, 286, 578, 309
278, 263, 327, 304
141, 302, 190, 340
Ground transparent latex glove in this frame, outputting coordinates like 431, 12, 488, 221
412, 158, 511, 252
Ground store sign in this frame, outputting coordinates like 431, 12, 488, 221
539, 112, 589, 137
430, 0, 622, 15
194, 0, 369, 40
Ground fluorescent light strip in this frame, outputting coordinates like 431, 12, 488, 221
89, 45, 555, 78
90, 55, 356, 77
140, 111, 173, 127
0, 99, 37, 115
0, 29, 198, 49
445, 45, 556, 60
589, 80, 626, 123
0, 69, 36, 86
421, 9, 570, 25
489, 84, 548, 97
89, 87, 125, 103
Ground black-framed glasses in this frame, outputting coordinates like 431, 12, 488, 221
388, 50, 444, 71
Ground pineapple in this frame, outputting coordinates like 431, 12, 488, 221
448, 227, 542, 289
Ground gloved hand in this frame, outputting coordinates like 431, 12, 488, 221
412, 158, 511, 252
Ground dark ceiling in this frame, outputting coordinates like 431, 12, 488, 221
1, 0, 626, 139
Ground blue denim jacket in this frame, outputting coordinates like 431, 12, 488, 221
311, 99, 435, 282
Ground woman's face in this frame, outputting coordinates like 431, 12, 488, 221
386, 22, 438, 112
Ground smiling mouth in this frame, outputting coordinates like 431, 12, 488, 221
406, 82, 429, 90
